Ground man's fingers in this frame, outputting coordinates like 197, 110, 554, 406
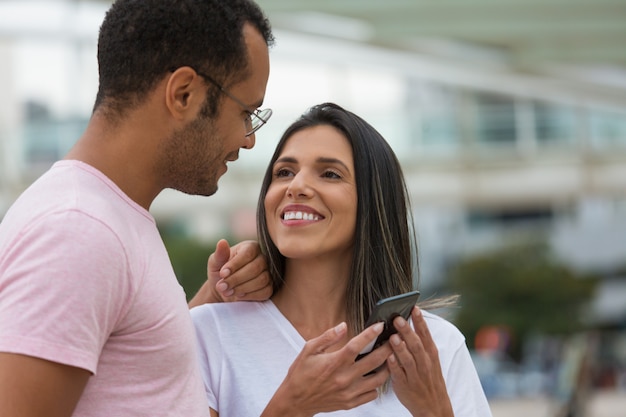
230, 280, 273, 301
207, 239, 231, 275
221, 240, 262, 278
220, 241, 270, 298
223, 255, 268, 288
212, 240, 271, 300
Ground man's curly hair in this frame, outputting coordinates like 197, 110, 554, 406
94, 0, 274, 118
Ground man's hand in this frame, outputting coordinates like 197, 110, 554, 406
261, 322, 391, 417
188, 239, 272, 307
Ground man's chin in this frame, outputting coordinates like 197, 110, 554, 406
174, 183, 218, 198
196, 185, 218, 197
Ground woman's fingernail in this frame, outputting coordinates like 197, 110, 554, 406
216, 282, 228, 292
373, 322, 384, 333
335, 322, 347, 335
395, 317, 407, 328
390, 334, 401, 346
221, 268, 231, 278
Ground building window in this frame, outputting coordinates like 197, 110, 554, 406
472, 92, 517, 146
533, 101, 577, 146
590, 109, 626, 149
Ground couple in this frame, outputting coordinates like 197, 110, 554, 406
0, 0, 489, 415
191, 102, 492, 416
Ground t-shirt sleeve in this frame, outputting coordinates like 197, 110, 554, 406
445, 341, 494, 417
190, 305, 223, 411
0, 210, 132, 374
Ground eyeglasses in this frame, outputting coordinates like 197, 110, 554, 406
193, 69, 272, 136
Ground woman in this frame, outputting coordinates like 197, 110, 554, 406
191, 103, 492, 416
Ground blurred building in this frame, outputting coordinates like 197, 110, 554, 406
1, 1, 626, 333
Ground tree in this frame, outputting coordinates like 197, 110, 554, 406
447, 242, 598, 361
161, 233, 220, 302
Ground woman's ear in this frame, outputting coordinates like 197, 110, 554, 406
165, 67, 203, 121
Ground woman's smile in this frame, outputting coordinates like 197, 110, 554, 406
265, 125, 357, 259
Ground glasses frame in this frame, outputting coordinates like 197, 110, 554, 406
193, 69, 272, 136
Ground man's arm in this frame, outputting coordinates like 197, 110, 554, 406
0, 352, 90, 417
189, 239, 272, 308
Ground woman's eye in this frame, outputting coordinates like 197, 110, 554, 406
322, 170, 341, 179
274, 168, 293, 178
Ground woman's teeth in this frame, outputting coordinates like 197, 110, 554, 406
283, 211, 320, 221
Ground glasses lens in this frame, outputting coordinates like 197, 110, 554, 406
248, 108, 273, 134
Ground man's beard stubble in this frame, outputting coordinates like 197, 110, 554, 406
159, 113, 223, 197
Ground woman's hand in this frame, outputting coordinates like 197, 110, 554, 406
261, 322, 392, 417
387, 307, 454, 417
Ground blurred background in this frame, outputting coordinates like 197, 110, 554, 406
1, 0, 625, 415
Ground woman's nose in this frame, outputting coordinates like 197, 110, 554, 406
286, 172, 312, 198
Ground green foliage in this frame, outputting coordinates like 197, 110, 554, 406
447, 242, 598, 360
161, 235, 218, 302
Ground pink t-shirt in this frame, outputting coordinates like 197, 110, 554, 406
0, 160, 209, 416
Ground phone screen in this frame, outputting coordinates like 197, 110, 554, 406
357, 290, 420, 359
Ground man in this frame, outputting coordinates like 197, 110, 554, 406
0, 0, 274, 416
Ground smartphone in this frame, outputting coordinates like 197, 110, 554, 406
356, 290, 420, 360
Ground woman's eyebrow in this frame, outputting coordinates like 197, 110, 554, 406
316, 157, 350, 172
274, 156, 350, 172
274, 156, 297, 165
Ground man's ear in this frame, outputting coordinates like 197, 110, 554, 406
165, 67, 203, 121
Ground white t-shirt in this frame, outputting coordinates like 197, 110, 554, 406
191, 300, 492, 416
0, 160, 209, 417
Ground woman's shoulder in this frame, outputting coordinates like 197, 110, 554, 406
421, 309, 467, 349
190, 300, 270, 323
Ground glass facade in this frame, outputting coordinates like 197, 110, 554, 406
590, 109, 626, 149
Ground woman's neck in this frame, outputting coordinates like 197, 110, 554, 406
272, 257, 351, 341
